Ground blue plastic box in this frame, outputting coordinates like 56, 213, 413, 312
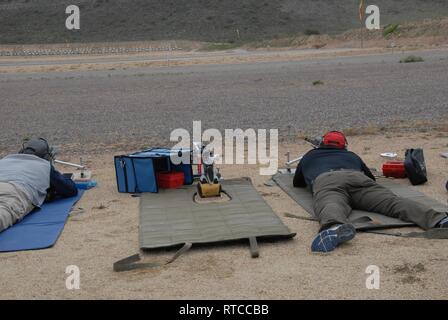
114, 148, 193, 193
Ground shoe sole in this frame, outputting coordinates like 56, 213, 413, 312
311, 224, 356, 253
336, 224, 356, 244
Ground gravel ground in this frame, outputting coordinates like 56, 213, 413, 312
1, 48, 448, 299
0, 48, 448, 153
1, 134, 448, 299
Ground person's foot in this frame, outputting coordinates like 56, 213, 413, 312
438, 216, 448, 228
311, 223, 356, 253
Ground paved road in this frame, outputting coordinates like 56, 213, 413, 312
1, 48, 447, 152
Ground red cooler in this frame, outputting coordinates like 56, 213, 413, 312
382, 161, 407, 178
156, 171, 185, 189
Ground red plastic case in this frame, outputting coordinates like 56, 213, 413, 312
382, 161, 407, 178
156, 171, 185, 189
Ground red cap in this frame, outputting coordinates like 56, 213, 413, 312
322, 131, 347, 149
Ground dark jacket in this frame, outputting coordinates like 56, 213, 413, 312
293, 147, 375, 189
47, 166, 78, 200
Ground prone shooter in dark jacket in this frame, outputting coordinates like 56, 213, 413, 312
293, 131, 448, 253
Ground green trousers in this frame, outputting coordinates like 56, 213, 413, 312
312, 170, 446, 231
0, 182, 34, 232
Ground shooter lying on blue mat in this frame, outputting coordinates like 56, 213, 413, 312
0, 138, 77, 233
293, 131, 448, 253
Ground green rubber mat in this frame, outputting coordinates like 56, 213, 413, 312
272, 173, 448, 231
139, 177, 296, 250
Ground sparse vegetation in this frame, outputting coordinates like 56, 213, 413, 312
383, 23, 400, 37
312, 80, 324, 86
400, 55, 424, 63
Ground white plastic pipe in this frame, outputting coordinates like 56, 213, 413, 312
54, 159, 86, 169
286, 156, 303, 166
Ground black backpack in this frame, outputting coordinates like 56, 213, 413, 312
404, 148, 427, 185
